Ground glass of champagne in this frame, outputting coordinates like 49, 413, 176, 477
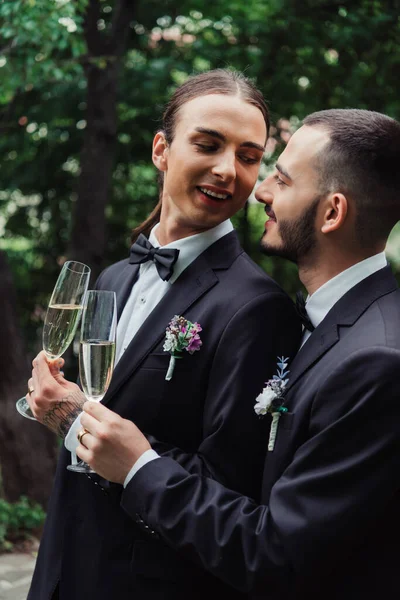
16, 261, 91, 420
67, 289, 117, 474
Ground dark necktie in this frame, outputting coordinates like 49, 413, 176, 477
129, 233, 180, 282
295, 291, 315, 332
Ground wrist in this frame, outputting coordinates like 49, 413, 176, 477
123, 449, 160, 488
43, 390, 86, 438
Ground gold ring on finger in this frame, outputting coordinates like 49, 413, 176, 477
77, 428, 89, 446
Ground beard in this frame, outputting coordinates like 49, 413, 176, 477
260, 195, 322, 263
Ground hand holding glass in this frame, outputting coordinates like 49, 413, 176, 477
17, 261, 91, 420
67, 290, 117, 474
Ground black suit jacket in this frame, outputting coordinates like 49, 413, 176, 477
124, 265, 400, 600
28, 231, 300, 600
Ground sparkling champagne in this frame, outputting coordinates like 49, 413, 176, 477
79, 340, 116, 402
43, 304, 84, 359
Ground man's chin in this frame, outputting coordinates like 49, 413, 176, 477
259, 236, 281, 256
259, 239, 298, 263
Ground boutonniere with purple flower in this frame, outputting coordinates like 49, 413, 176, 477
163, 315, 202, 381
254, 356, 290, 451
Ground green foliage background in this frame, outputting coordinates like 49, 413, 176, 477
1, 0, 400, 359
0, 496, 45, 551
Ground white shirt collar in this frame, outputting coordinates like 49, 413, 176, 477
148, 219, 234, 284
306, 252, 387, 329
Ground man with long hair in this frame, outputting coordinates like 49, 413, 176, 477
26, 70, 300, 600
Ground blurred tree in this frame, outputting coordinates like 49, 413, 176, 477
68, 0, 136, 281
0, 250, 57, 507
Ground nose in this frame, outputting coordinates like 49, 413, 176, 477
211, 150, 236, 182
255, 176, 273, 206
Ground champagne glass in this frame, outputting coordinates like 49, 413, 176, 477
16, 261, 91, 420
67, 290, 117, 473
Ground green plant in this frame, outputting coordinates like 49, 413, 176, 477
0, 496, 46, 552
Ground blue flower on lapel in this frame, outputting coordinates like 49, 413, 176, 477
254, 356, 290, 451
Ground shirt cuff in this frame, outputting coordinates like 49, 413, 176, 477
123, 449, 160, 488
64, 414, 83, 465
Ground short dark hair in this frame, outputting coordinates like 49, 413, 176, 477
132, 69, 269, 242
303, 109, 400, 246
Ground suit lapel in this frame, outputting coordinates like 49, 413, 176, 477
103, 231, 243, 405
285, 265, 398, 393
285, 325, 339, 392
113, 262, 140, 318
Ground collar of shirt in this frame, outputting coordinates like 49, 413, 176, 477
147, 219, 234, 284
306, 251, 387, 330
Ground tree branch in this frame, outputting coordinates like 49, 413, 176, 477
107, 0, 137, 56
83, 0, 104, 56
0, 39, 17, 55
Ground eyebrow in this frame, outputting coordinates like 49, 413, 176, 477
194, 127, 265, 153
275, 162, 292, 181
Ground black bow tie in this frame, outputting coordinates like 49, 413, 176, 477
295, 291, 315, 332
129, 234, 180, 282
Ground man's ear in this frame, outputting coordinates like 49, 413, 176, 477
152, 132, 169, 172
321, 193, 348, 234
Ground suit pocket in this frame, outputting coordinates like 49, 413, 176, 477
279, 411, 294, 430
140, 352, 170, 371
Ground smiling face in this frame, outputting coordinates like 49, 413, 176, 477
153, 94, 267, 240
256, 125, 330, 263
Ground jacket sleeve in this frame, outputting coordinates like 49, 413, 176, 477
143, 292, 301, 500
122, 346, 400, 594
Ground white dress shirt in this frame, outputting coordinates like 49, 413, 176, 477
65, 219, 234, 464
301, 252, 387, 346
128, 251, 388, 487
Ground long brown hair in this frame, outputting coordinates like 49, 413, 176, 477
131, 69, 270, 242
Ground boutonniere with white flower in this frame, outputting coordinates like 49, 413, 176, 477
163, 315, 202, 381
254, 356, 290, 451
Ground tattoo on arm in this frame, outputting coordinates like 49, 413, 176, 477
43, 391, 86, 438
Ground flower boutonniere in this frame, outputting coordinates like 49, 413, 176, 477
254, 356, 290, 451
163, 315, 202, 381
